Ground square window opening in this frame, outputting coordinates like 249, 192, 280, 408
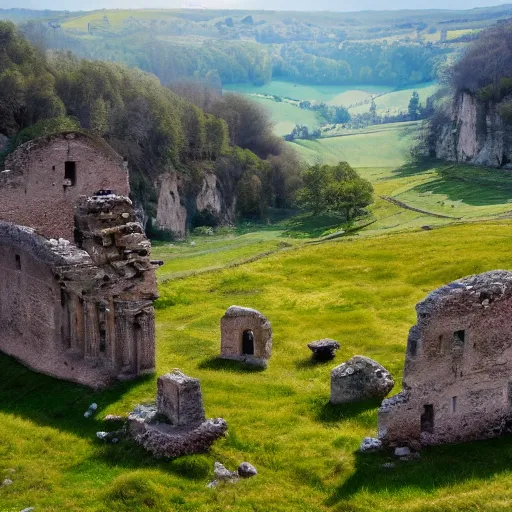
454, 330, 465, 344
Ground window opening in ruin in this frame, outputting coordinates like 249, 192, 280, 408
15, 254, 21, 270
452, 396, 457, 413
242, 330, 254, 356
421, 404, 434, 433
60, 289, 66, 307
52, 165, 55, 171
64, 161, 77, 186
453, 330, 465, 344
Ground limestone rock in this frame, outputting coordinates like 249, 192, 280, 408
359, 437, 382, 453
238, 462, 257, 478
330, 356, 394, 405
394, 446, 411, 457
214, 462, 238, 482
307, 339, 340, 360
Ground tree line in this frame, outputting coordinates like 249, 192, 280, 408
0, 21, 302, 227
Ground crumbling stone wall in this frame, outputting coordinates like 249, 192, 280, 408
0, 193, 158, 388
378, 270, 512, 446
0, 132, 129, 240
220, 306, 272, 366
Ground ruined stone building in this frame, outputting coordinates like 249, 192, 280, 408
220, 306, 272, 367
0, 132, 158, 388
378, 270, 512, 446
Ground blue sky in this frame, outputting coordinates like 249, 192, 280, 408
0, 0, 508, 11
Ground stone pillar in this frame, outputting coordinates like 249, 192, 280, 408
157, 370, 206, 427
84, 300, 99, 358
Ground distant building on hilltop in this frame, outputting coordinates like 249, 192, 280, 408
0, 132, 159, 388
379, 270, 512, 446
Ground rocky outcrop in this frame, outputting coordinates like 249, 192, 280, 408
435, 91, 512, 167
196, 172, 223, 218
155, 172, 188, 239
154, 170, 235, 239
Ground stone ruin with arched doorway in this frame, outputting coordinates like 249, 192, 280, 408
220, 306, 272, 367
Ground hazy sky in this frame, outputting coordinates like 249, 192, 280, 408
1, 0, 509, 11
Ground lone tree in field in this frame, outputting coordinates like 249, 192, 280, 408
408, 91, 421, 120
296, 162, 373, 221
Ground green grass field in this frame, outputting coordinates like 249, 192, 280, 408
224, 81, 393, 105
249, 97, 323, 136
289, 122, 417, 168
349, 83, 438, 116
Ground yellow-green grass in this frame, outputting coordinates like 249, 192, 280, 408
447, 28, 483, 40
249, 97, 323, 136
349, 83, 438, 116
289, 122, 418, 168
223, 81, 393, 104
62, 9, 184, 32
387, 163, 512, 220
4, 221, 512, 511
152, 231, 298, 281
326, 89, 373, 107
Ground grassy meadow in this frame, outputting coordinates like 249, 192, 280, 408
223, 81, 393, 105
3, 221, 512, 511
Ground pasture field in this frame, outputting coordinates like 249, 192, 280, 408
289, 122, 418, 168
223, 81, 393, 105
249, 97, 323, 136
4, 220, 512, 511
349, 83, 438, 116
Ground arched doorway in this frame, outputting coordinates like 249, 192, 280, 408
242, 330, 254, 355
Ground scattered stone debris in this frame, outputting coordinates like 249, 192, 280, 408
394, 446, 410, 458
307, 339, 340, 361
20, 508, 35, 512
128, 370, 227, 458
104, 414, 124, 422
84, 403, 98, 418
96, 430, 126, 443
382, 462, 395, 469
207, 461, 258, 487
238, 462, 257, 478
220, 306, 272, 367
421, 225, 433, 231
359, 437, 383, 453
330, 356, 394, 404
1, 478, 13, 487
378, 270, 512, 447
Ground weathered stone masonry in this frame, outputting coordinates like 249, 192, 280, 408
0, 132, 129, 240
0, 132, 158, 388
378, 270, 512, 446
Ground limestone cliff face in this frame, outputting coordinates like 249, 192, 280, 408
156, 172, 188, 239
435, 91, 512, 167
154, 170, 235, 238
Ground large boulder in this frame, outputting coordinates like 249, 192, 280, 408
330, 355, 394, 404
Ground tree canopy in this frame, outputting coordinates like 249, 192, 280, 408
296, 162, 374, 221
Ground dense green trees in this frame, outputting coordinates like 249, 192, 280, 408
0, 21, 301, 225
296, 162, 373, 221
20, 19, 447, 88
